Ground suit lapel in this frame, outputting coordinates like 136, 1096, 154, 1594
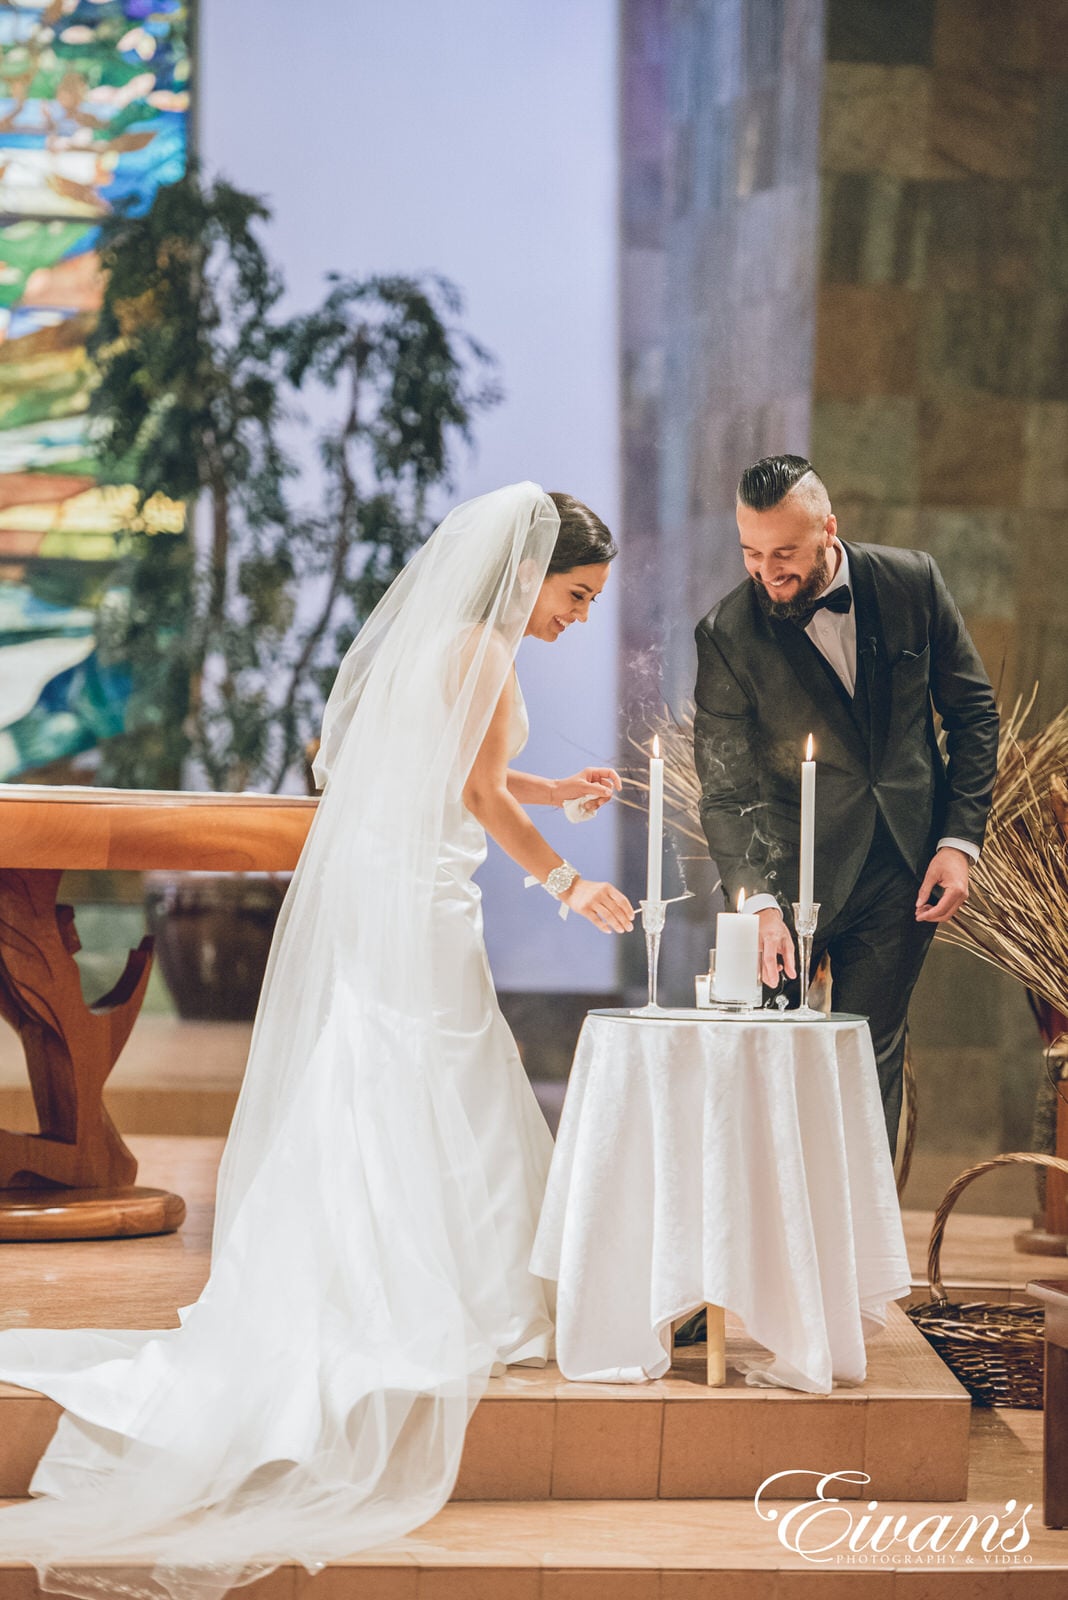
844, 542, 891, 777
763, 608, 871, 770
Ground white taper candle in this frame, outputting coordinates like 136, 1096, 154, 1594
647, 735, 664, 903
800, 733, 816, 911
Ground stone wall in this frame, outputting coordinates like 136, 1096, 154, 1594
812, 0, 1068, 1212
814, 0, 1068, 724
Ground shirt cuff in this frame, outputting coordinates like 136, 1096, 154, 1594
741, 893, 779, 914
938, 836, 980, 863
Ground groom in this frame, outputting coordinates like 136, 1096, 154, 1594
693, 455, 999, 1154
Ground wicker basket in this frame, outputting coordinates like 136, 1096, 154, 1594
906, 1151, 1068, 1408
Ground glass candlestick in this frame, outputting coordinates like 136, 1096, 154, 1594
635, 898, 667, 1014
791, 901, 822, 1018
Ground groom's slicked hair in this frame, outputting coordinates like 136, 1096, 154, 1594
738, 455, 823, 511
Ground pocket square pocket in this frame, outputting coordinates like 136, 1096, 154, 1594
893, 644, 930, 668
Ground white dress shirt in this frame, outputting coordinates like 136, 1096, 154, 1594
805, 540, 857, 696
743, 542, 977, 918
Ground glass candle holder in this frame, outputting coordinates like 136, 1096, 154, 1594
791, 901, 822, 1017
634, 898, 667, 1014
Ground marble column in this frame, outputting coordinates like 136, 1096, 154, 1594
620, 0, 825, 997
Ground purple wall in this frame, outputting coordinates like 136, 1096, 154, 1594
199, 0, 621, 991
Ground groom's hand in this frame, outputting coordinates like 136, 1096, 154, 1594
757, 907, 796, 986
915, 847, 970, 924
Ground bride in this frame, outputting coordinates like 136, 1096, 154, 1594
0, 482, 632, 1600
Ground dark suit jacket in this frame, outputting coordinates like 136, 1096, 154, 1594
693, 541, 999, 925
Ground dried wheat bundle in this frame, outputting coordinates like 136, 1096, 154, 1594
622, 706, 705, 846
938, 693, 1068, 1018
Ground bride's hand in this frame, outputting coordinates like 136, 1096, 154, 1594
552, 768, 622, 810
560, 877, 635, 934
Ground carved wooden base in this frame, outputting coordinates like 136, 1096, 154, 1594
0, 1185, 186, 1241
0, 867, 185, 1239
1014, 1225, 1068, 1256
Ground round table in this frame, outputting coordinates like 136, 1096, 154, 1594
530, 1010, 911, 1394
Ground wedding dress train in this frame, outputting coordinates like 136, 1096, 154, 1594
0, 484, 560, 1600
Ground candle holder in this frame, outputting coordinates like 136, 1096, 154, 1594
791, 901, 822, 1018
635, 898, 667, 1014
633, 892, 693, 1015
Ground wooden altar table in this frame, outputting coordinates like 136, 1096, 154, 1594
0, 784, 316, 1241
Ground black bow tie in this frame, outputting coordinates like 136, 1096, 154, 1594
795, 586, 852, 627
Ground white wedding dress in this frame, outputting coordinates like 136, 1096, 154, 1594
0, 484, 562, 1600
433, 676, 555, 1367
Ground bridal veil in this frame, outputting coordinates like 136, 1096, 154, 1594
0, 483, 561, 1599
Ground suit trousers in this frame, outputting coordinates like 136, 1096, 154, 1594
806, 812, 935, 1160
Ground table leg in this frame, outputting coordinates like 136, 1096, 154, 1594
0, 868, 185, 1241
705, 1303, 726, 1387
1045, 1338, 1068, 1527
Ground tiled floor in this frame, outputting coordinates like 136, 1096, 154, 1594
2, 1142, 1067, 1591
901, 1206, 1052, 1292
0, 1137, 972, 1506
0, 1132, 1047, 1334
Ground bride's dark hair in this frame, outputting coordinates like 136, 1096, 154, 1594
547, 492, 618, 572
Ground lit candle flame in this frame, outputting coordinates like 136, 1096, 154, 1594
737, 888, 746, 911
652, 734, 661, 759
805, 733, 814, 761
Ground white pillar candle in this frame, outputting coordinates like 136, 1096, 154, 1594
713, 889, 761, 1004
647, 735, 664, 903
799, 733, 816, 911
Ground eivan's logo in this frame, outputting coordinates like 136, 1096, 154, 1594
754, 1471, 1033, 1566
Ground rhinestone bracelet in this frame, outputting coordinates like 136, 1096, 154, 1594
544, 861, 580, 899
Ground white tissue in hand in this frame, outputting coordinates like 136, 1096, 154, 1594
563, 797, 597, 823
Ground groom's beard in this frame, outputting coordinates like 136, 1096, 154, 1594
752, 549, 833, 621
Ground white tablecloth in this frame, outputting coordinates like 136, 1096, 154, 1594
530, 1011, 911, 1394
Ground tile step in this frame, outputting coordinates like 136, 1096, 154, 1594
0, 1488, 1065, 1599
0, 1307, 969, 1503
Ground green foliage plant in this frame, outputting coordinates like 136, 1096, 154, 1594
89, 170, 500, 791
